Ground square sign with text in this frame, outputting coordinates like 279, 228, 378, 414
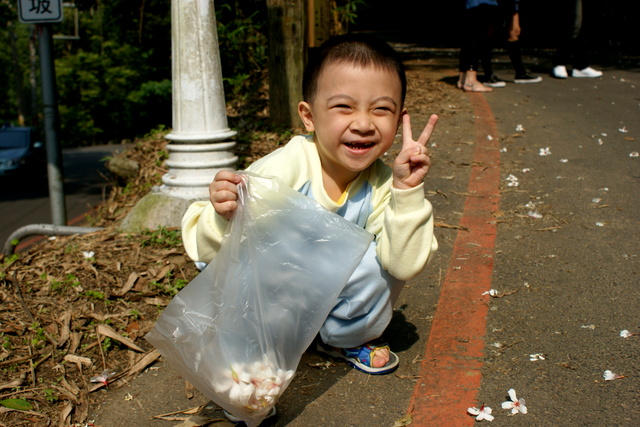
18, 0, 63, 24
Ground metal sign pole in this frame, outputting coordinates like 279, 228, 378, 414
37, 23, 67, 226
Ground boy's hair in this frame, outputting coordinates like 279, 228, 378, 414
302, 33, 407, 107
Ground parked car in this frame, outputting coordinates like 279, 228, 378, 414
0, 126, 47, 178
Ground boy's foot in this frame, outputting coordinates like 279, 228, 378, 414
552, 65, 568, 79
482, 74, 507, 88
572, 67, 603, 78
514, 73, 542, 84
316, 341, 399, 375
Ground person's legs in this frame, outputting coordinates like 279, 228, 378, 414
319, 242, 403, 352
505, 12, 526, 76
505, 11, 542, 83
568, 0, 590, 70
459, 4, 495, 91
553, 0, 581, 68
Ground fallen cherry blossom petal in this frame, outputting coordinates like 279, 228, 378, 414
595, 222, 605, 227
559, 159, 568, 163
620, 330, 637, 338
90, 369, 117, 386
630, 152, 639, 158
603, 370, 625, 381
529, 353, 546, 361
528, 211, 543, 219
82, 251, 95, 259
468, 404, 494, 422
515, 124, 525, 132
482, 289, 499, 296
502, 389, 527, 415
213, 356, 295, 416
505, 174, 519, 187
539, 147, 551, 156
618, 126, 628, 133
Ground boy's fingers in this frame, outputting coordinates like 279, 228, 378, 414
214, 170, 240, 183
401, 113, 413, 150
417, 114, 439, 146
402, 113, 439, 150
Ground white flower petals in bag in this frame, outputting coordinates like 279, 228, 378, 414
146, 172, 373, 426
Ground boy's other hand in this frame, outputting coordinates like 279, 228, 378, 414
210, 170, 242, 219
392, 113, 438, 189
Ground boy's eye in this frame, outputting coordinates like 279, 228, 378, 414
374, 106, 394, 114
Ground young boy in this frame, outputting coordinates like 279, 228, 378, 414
181, 34, 438, 374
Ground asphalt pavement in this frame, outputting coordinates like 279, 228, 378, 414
82, 50, 639, 426
0, 144, 129, 250
457, 56, 639, 426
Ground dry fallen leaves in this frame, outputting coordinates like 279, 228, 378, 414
0, 134, 203, 426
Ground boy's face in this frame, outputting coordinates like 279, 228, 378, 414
298, 62, 404, 186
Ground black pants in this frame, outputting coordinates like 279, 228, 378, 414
553, 0, 590, 70
459, 4, 500, 72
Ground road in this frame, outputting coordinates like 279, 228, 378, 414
457, 59, 639, 426
0, 144, 129, 250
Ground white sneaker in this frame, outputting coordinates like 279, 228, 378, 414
552, 65, 568, 79
572, 67, 603, 78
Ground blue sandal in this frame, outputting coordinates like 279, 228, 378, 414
317, 341, 399, 375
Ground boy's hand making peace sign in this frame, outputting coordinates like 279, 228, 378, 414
392, 113, 438, 190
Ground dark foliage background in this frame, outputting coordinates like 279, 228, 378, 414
1, 0, 268, 147
1, 0, 636, 147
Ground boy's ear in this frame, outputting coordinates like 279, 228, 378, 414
298, 101, 315, 132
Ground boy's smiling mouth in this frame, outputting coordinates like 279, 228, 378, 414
344, 141, 375, 150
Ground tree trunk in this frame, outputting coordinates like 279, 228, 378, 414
307, 0, 330, 48
266, 0, 305, 129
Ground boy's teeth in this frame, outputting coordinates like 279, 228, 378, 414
346, 142, 373, 148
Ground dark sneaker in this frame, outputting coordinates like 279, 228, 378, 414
514, 73, 542, 84
482, 74, 506, 88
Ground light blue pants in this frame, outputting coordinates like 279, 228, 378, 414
319, 242, 404, 348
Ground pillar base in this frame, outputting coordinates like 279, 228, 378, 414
119, 191, 194, 232
157, 140, 238, 200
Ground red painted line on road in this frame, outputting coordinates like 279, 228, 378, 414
409, 93, 501, 425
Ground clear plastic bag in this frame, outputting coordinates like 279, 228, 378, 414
146, 171, 373, 426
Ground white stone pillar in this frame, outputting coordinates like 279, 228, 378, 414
159, 0, 237, 200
